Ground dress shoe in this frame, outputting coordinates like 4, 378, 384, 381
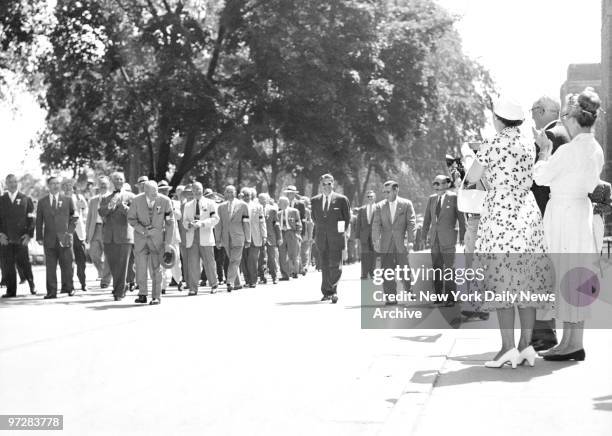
331, 294, 338, 304
29, 282, 37, 295
301, 270, 306, 276
100, 283, 109, 289
150, 298, 161, 305
227, 285, 233, 292
272, 278, 278, 284
43, 295, 57, 299
531, 338, 558, 352
1, 293, 16, 298
291, 273, 298, 279
258, 278, 267, 284
484, 348, 519, 368
210, 285, 218, 294
321, 295, 330, 301
128, 283, 135, 292
188, 290, 198, 296
385, 300, 398, 306
249, 284, 256, 288
114, 295, 123, 301
279, 277, 290, 281
68, 289, 76, 296
60, 289, 69, 294
19, 278, 27, 284
81, 286, 88, 292
135, 295, 147, 304
517, 346, 537, 367
177, 282, 184, 292
161, 289, 166, 295
234, 285, 243, 290
200, 280, 207, 287
543, 349, 585, 362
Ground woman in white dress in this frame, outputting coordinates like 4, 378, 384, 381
533, 87, 604, 362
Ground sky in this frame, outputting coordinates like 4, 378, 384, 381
0, 0, 604, 177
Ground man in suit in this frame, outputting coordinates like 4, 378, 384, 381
284, 186, 307, 276
62, 178, 88, 292
421, 175, 466, 305
277, 196, 302, 281
128, 180, 175, 305
371, 181, 416, 304
257, 193, 282, 284
183, 182, 219, 295
99, 172, 135, 301
86, 176, 112, 288
0, 174, 36, 297
36, 176, 78, 299
355, 190, 377, 280
243, 188, 266, 288
530, 95, 571, 351
310, 173, 350, 303
158, 180, 183, 294
215, 185, 251, 292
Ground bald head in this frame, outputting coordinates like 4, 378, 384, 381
143, 180, 158, 200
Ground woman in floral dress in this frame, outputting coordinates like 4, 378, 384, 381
466, 96, 553, 368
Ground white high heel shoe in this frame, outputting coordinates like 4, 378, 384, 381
484, 348, 519, 368
518, 346, 537, 367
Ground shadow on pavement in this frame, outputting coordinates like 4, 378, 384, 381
411, 358, 580, 387
593, 395, 612, 411
395, 334, 443, 343
276, 300, 324, 306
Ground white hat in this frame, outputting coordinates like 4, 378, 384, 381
492, 96, 524, 121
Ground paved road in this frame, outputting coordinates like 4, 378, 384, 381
1, 262, 611, 435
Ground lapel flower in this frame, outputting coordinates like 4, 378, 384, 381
156, 205, 161, 214
15, 198, 21, 205
58, 200, 63, 208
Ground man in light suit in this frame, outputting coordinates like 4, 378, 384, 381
215, 185, 251, 292
99, 172, 135, 301
284, 186, 307, 276
242, 188, 266, 288
277, 196, 302, 281
372, 181, 416, 304
355, 190, 377, 280
86, 176, 112, 288
159, 180, 183, 294
421, 175, 465, 305
0, 174, 36, 297
310, 174, 350, 303
183, 182, 219, 295
128, 180, 175, 305
36, 176, 78, 299
62, 178, 88, 292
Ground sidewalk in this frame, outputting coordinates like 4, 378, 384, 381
380, 329, 612, 436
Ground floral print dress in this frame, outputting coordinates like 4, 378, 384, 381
473, 127, 553, 311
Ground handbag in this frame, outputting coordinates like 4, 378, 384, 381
457, 175, 487, 214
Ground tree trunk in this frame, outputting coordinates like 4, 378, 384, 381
269, 135, 279, 198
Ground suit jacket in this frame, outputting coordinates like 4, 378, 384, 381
289, 199, 306, 236
421, 192, 466, 249
371, 197, 416, 254
0, 192, 35, 243
264, 205, 282, 246
85, 194, 105, 243
248, 202, 267, 247
36, 194, 78, 248
182, 197, 219, 247
310, 192, 350, 251
215, 199, 251, 248
278, 207, 303, 234
178, 201, 188, 246
98, 190, 135, 244
531, 120, 571, 215
355, 203, 375, 245
69, 193, 88, 241
127, 193, 175, 252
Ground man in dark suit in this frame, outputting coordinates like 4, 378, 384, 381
310, 173, 350, 303
284, 185, 307, 276
36, 176, 78, 299
355, 190, 377, 279
530, 95, 571, 351
371, 182, 416, 304
277, 196, 302, 280
0, 174, 36, 297
421, 175, 465, 305
99, 172, 135, 301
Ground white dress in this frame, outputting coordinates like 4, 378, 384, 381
533, 132, 604, 322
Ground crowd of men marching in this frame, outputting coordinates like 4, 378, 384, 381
0, 172, 366, 305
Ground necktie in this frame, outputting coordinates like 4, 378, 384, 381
195, 200, 200, 217
435, 196, 442, 219
52, 196, 57, 209
283, 210, 288, 230
324, 196, 328, 212
390, 202, 394, 224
